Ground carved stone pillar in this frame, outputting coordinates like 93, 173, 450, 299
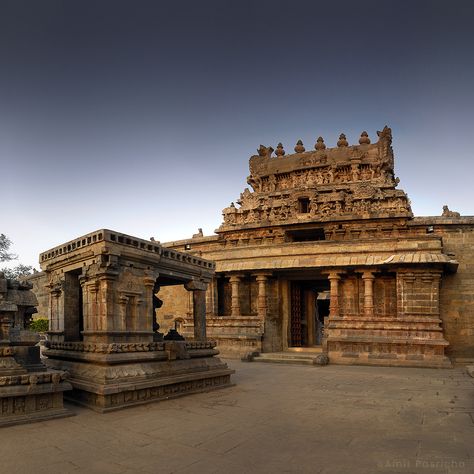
47, 279, 65, 342
362, 271, 375, 317
143, 274, 157, 333
328, 272, 341, 318
255, 273, 271, 319
205, 278, 216, 317
185, 280, 208, 340
229, 275, 242, 317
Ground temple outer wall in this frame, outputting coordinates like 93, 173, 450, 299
416, 220, 474, 360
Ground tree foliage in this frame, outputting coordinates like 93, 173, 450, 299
0, 234, 17, 262
1, 264, 34, 279
0, 234, 33, 279
28, 318, 49, 333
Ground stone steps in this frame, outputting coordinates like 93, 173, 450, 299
252, 350, 323, 366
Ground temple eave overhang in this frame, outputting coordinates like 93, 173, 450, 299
215, 252, 457, 274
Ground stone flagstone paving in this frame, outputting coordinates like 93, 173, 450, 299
1, 360, 473, 474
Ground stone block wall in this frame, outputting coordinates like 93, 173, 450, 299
157, 285, 191, 334
438, 228, 474, 359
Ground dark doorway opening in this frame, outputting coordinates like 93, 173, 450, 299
290, 280, 329, 347
64, 269, 83, 341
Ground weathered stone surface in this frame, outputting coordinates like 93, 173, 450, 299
38, 229, 234, 411
0, 272, 72, 426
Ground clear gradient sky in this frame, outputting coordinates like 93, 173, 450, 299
1, 0, 474, 269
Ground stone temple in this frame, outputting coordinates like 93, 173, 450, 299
156, 127, 473, 367
28, 126, 474, 370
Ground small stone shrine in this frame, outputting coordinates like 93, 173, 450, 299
40, 230, 233, 412
0, 272, 71, 427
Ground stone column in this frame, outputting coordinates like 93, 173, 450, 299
143, 274, 157, 333
185, 280, 208, 340
328, 272, 341, 318
47, 279, 65, 342
255, 273, 270, 319
362, 271, 375, 317
229, 275, 242, 317
205, 278, 215, 317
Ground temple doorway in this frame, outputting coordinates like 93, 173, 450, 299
289, 280, 329, 348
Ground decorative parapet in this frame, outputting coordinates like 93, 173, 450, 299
40, 229, 215, 271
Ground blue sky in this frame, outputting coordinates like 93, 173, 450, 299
1, 0, 473, 268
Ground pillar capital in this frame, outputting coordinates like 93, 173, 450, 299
325, 271, 343, 281
228, 274, 244, 283
361, 270, 376, 280
185, 280, 208, 292
254, 272, 272, 282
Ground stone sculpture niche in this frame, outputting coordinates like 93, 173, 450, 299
40, 229, 234, 412
0, 272, 71, 427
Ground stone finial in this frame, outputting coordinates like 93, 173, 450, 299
275, 143, 285, 156
294, 140, 305, 153
359, 131, 371, 145
315, 137, 326, 150
257, 145, 274, 157
337, 134, 348, 147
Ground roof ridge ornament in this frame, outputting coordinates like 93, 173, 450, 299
337, 133, 348, 147
294, 139, 305, 153
315, 136, 326, 150
359, 131, 371, 145
275, 143, 285, 156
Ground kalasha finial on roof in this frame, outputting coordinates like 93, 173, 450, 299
294, 139, 305, 153
337, 133, 348, 147
275, 142, 285, 156
359, 131, 371, 145
314, 136, 326, 150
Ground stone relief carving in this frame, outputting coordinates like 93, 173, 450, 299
220, 126, 412, 229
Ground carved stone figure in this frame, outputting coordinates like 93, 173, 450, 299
442, 205, 461, 217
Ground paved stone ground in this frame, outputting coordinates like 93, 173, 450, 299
1, 361, 473, 474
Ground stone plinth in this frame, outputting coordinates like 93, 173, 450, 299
326, 316, 451, 368
44, 340, 233, 412
0, 369, 72, 427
